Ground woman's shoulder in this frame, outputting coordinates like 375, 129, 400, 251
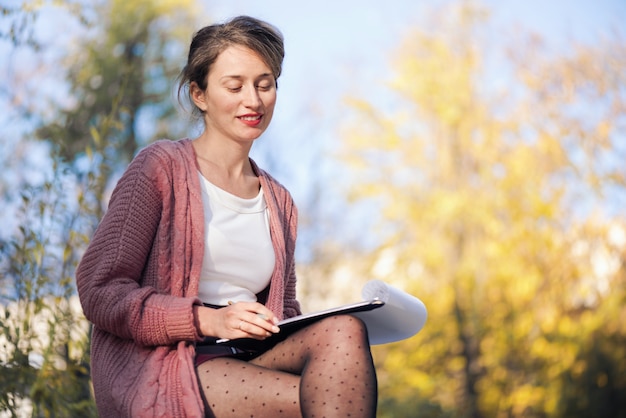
137, 138, 192, 160
116, 139, 195, 191
131, 139, 194, 171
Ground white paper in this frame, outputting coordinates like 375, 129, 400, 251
352, 280, 428, 345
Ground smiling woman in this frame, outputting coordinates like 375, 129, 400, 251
75, 15, 378, 418
190, 45, 277, 154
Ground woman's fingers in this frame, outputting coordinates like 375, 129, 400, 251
228, 302, 280, 339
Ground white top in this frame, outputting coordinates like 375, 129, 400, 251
197, 172, 275, 305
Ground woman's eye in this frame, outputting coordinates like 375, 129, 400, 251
257, 84, 272, 91
227, 86, 242, 92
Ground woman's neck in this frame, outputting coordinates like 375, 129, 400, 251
192, 134, 259, 198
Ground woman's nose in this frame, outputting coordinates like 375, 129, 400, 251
242, 86, 261, 108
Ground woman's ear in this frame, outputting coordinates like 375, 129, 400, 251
190, 81, 207, 112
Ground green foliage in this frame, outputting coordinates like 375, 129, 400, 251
36, 0, 197, 167
0, 153, 95, 416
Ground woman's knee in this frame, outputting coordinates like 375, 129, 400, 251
315, 314, 370, 346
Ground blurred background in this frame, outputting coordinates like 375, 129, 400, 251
1, 0, 625, 416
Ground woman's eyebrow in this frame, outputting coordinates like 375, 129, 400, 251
220, 73, 273, 81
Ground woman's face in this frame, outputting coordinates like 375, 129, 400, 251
192, 45, 277, 144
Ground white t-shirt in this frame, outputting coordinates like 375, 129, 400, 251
197, 172, 275, 305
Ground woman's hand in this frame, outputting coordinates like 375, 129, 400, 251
193, 302, 280, 340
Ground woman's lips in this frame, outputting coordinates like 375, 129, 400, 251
238, 114, 263, 127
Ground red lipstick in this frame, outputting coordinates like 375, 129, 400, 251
238, 114, 263, 127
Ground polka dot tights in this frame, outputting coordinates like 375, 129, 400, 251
196, 314, 377, 418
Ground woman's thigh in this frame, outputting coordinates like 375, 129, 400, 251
197, 356, 301, 418
251, 314, 372, 373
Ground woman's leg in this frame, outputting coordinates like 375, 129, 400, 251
197, 314, 377, 418
252, 314, 377, 418
197, 356, 301, 418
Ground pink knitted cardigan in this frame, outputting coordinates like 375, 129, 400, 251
76, 138, 301, 417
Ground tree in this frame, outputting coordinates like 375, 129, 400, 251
338, 2, 626, 417
36, 0, 198, 217
1, 0, 200, 415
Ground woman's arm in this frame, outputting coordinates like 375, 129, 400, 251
76, 146, 202, 346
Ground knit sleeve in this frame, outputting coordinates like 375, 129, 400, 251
281, 191, 302, 319
282, 260, 301, 319
76, 146, 202, 346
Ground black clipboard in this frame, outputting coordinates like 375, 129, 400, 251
214, 298, 385, 352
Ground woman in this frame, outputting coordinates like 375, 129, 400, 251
76, 16, 377, 417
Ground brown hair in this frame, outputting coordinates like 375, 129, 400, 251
177, 16, 284, 118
